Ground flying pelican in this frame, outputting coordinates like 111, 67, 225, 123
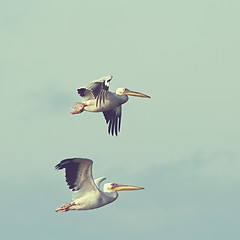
55, 158, 144, 212
71, 76, 151, 136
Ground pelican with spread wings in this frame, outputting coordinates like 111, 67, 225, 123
55, 158, 144, 212
71, 76, 150, 136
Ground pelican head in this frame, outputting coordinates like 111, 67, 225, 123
116, 88, 151, 98
104, 182, 144, 192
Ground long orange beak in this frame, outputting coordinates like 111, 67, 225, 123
123, 89, 151, 98
111, 184, 144, 191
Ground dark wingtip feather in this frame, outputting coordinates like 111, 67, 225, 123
55, 158, 76, 170
77, 88, 86, 97
118, 116, 121, 133
103, 108, 121, 136
115, 117, 118, 136
108, 119, 113, 135
55, 163, 62, 170
55, 160, 67, 170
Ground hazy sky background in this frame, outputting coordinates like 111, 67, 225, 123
1, 0, 240, 239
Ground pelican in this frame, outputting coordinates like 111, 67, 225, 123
55, 158, 144, 212
71, 76, 151, 135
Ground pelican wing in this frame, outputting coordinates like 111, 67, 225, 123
77, 76, 112, 107
94, 177, 106, 188
103, 105, 122, 136
55, 158, 98, 193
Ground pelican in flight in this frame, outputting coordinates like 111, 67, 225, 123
71, 76, 150, 135
55, 158, 144, 212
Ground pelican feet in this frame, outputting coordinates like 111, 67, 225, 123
70, 103, 87, 114
55, 202, 76, 212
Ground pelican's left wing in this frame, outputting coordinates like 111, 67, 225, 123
55, 158, 99, 193
103, 105, 122, 136
77, 76, 112, 107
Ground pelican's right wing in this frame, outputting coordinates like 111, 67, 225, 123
103, 105, 122, 136
77, 76, 112, 107
94, 177, 106, 188
55, 158, 99, 193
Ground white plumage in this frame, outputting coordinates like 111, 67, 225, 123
71, 76, 151, 135
55, 158, 144, 212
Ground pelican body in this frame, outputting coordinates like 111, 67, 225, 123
80, 91, 128, 113
55, 158, 144, 212
71, 76, 150, 135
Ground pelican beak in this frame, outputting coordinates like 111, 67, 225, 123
111, 184, 144, 191
123, 89, 151, 98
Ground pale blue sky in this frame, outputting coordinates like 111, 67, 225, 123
1, 0, 240, 239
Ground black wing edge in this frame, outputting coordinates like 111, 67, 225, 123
55, 158, 77, 170
55, 158, 93, 191
55, 158, 93, 170
91, 81, 109, 99
77, 80, 110, 99
103, 109, 121, 136
77, 88, 86, 97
